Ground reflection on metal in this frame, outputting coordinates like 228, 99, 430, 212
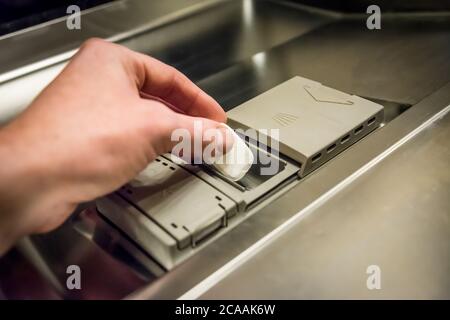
0, 0, 223, 84
251, 52, 266, 75
16, 238, 65, 295
242, 0, 255, 27
0, 51, 73, 86
0, 63, 66, 124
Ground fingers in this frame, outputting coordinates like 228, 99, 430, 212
171, 113, 234, 163
131, 51, 227, 122
74, 39, 231, 162
75, 39, 225, 122
142, 100, 234, 163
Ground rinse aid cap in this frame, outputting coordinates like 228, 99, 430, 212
211, 124, 254, 181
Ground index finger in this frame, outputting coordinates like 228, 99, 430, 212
131, 51, 226, 123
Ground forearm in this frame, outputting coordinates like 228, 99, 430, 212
0, 125, 27, 254
0, 123, 52, 255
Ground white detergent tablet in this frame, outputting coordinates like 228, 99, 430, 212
212, 124, 254, 181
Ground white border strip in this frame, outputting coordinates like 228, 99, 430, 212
0, 50, 75, 84
179, 104, 450, 300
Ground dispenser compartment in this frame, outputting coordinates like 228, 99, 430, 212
227, 76, 384, 177
178, 141, 299, 212
98, 146, 299, 269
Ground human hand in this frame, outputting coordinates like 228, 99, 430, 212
0, 38, 229, 253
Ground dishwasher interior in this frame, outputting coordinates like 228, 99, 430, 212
0, 0, 449, 299
97, 75, 384, 270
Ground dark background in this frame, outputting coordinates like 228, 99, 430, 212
1, 0, 450, 37
290, 0, 450, 13
0, 0, 113, 36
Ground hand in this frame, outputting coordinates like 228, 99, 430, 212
0, 38, 228, 254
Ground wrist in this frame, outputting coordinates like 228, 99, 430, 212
0, 127, 23, 253
0, 123, 50, 253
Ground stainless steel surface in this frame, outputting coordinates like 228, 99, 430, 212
0, 0, 333, 124
0, 0, 219, 81
200, 106, 450, 299
0, 0, 223, 123
199, 12, 450, 108
0, 208, 151, 299
0, 0, 449, 299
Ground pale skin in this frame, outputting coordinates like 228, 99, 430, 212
0, 38, 231, 254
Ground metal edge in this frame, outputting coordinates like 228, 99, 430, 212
0, 0, 225, 85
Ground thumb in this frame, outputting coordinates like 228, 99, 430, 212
165, 113, 234, 164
